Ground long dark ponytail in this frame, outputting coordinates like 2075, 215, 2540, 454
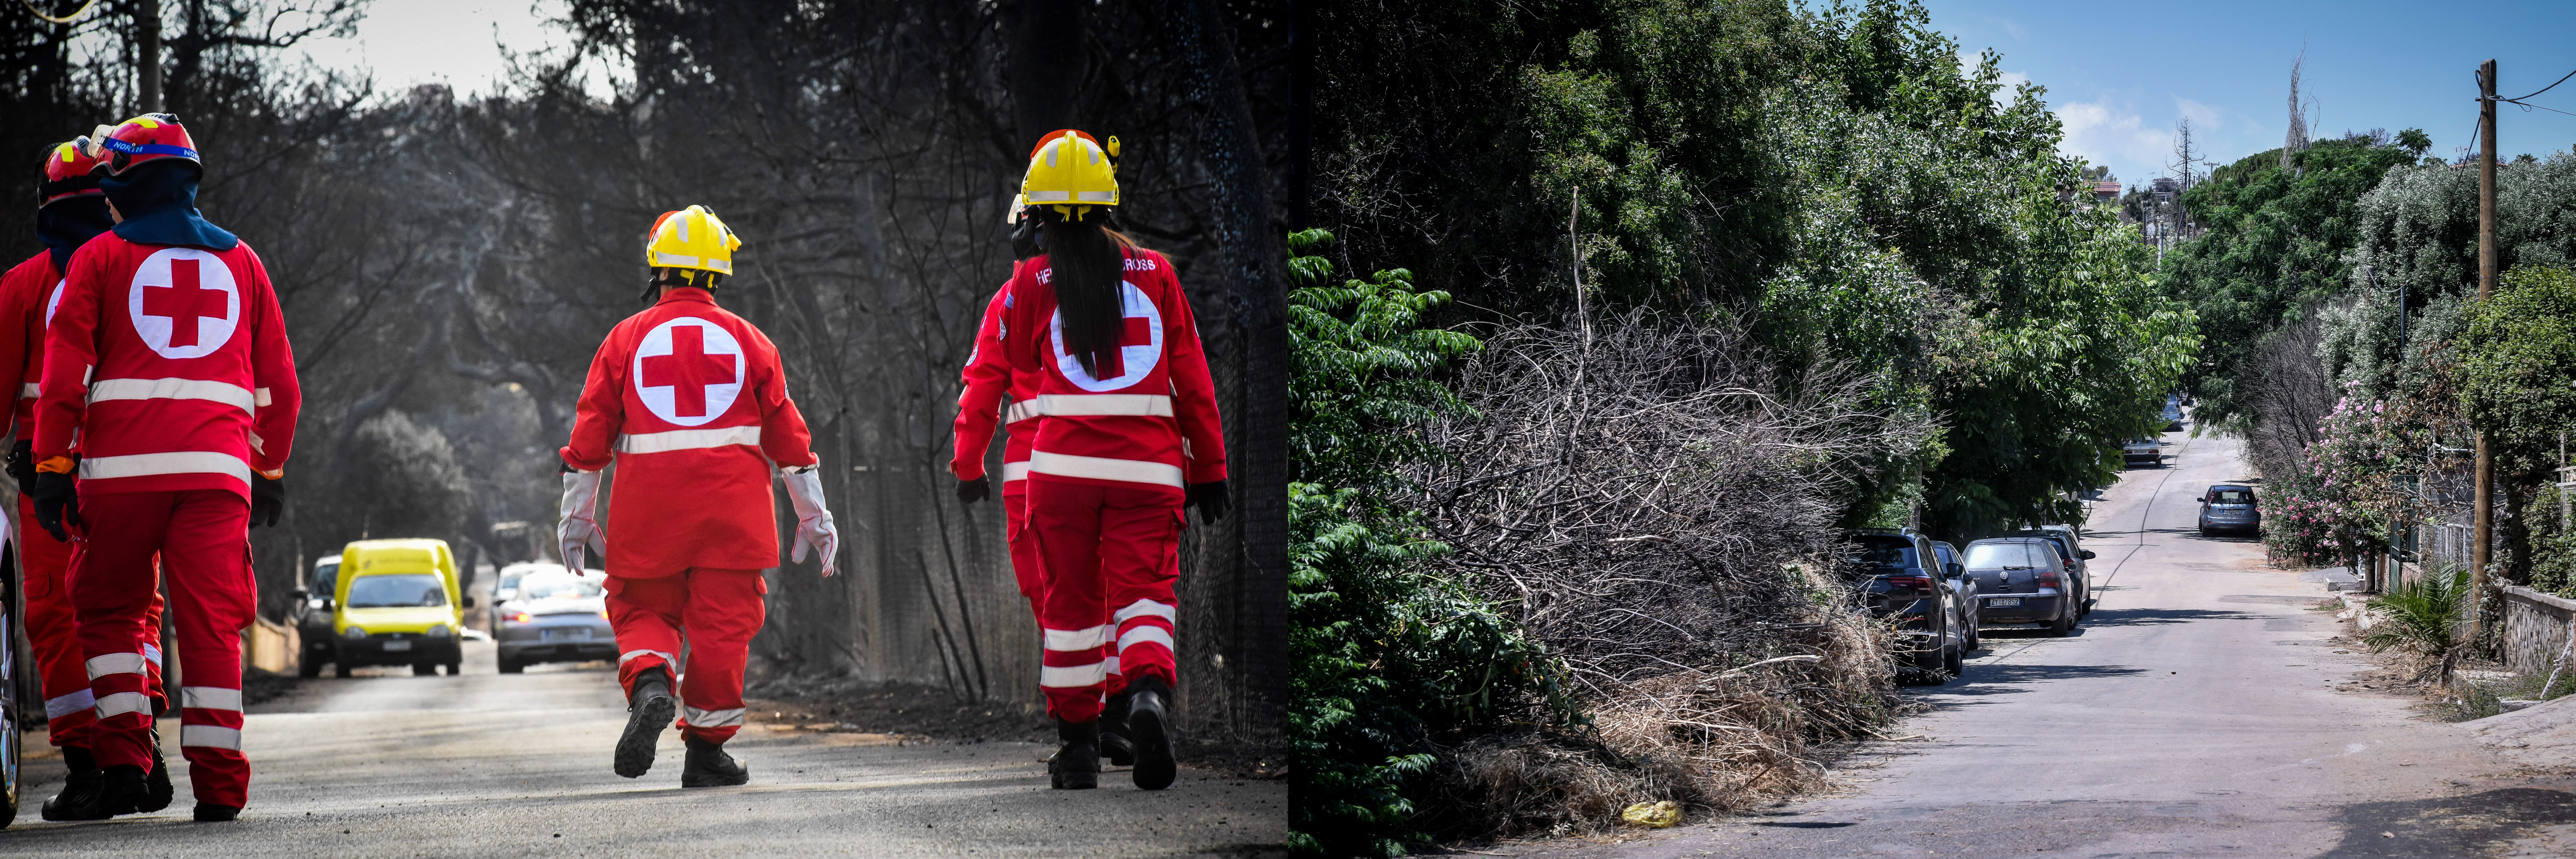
1042, 214, 1138, 379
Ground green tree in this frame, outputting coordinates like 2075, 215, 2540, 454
2457, 266, 2576, 483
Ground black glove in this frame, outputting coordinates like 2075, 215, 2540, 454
1185, 480, 1229, 525
4, 439, 32, 495
1010, 212, 1042, 260
957, 475, 990, 504
250, 472, 285, 528
31, 468, 79, 542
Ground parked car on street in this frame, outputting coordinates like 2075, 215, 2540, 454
0, 503, 23, 826
2198, 484, 2261, 536
493, 563, 614, 674
304, 539, 471, 677
293, 554, 342, 678
1932, 540, 1981, 651
1844, 530, 1966, 683
2009, 526, 2096, 617
2123, 436, 2162, 468
1962, 537, 2082, 636
2163, 395, 2186, 431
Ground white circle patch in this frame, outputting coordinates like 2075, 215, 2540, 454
631, 316, 745, 426
1049, 281, 1162, 391
127, 248, 241, 360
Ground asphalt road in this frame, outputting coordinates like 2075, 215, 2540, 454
3, 643, 1285, 855
1524, 426, 2576, 858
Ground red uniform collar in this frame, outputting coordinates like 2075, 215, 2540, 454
656, 287, 717, 307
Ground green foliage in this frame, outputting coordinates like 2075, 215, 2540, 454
2364, 564, 2471, 658
2162, 137, 2423, 433
1318, 0, 2199, 540
2531, 484, 2576, 596
2457, 266, 2576, 481
1286, 229, 1564, 857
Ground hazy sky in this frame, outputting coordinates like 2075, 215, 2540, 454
1926, 0, 2576, 189
288, 0, 582, 98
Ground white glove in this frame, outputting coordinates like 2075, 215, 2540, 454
781, 466, 840, 577
558, 470, 606, 573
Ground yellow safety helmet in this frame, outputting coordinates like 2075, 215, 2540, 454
1015, 130, 1119, 222
644, 205, 741, 276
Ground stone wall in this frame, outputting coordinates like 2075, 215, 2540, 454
2503, 585, 2576, 676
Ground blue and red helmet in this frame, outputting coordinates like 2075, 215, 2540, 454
78, 113, 200, 177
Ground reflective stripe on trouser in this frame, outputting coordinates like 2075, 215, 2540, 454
1026, 478, 1183, 722
22, 494, 167, 748
605, 567, 766, 744
72, 489, 255, 807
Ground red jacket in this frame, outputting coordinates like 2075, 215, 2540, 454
950, 273, 1042, 492
0, 253, 66, 437
34, 235, 301, 497
996, 248, 1224, 494
561, 289, 817, 578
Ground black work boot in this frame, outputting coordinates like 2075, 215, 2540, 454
193, 802, 241, 822
1049, 718, 1100, 789
41, 747, 111, 821
1099, 689, 1137, 767
680, 735, 750, 787
100, 764, 148, 816
1126, 674, 1175, 790
142, 727, 174, 813
615, 667, 677, 779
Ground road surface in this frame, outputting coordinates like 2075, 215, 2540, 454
3, 642, 1285, 855
1524, 427, 2576, 858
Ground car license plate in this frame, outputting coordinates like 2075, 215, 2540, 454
1988, 598, 2022, 607
383, 639, 412, 652
542, 628, 592, 643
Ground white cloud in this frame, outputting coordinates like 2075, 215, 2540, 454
2054, 97, 2174, 180
2175, 97, 2223, 131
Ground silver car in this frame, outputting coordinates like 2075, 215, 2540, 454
493, 563, 614, 673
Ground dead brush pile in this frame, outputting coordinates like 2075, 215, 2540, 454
1400, 316, 1931, 839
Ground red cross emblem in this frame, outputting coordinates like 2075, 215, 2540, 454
143, 257, 227, 347
640, 325, 735, 418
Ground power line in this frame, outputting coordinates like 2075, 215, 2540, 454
2504, 67, 2576, 103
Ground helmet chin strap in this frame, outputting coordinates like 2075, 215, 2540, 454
641, 267, 723, 302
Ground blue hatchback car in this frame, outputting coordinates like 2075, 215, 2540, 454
2198, 484, 2260, 536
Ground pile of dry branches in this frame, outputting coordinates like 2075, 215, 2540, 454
1403, 315, 1933, 836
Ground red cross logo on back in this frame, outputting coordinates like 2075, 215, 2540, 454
641, 325, 733, 418
144, 258, 227, 347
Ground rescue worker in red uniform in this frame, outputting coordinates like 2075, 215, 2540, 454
31, 113, 302, 823
1, 136, 176, 821
970, 130, 1228, 790
558, 205, 840, 787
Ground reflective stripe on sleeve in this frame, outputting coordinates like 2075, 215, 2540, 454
1115, 598, 1177, 625
94, 691, 152, 719
682, 705, 746, 729
619, 649, 678, 667
88, 377, 256, 413
1038, 662, 1106, 688
1043, 624, 1114, 651
80, 451, 251, 486
18, 382, 35, 398
618, 426, 762, 454
181, 725, 242, 750
181, 686, 244, 711
1118, 625, 1176, 653
1005, 399, 1039, 423
1001, 461, 1030, 482
145, 643, 162, 665
45, 690, 95, 720
1027, 451, 1183, 488
86, 652, 147, 679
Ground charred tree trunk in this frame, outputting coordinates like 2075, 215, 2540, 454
1170, 0, 1288, 746
999, 0, 1087, 146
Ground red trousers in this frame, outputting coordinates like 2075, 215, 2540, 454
607, 568, 765, 744
72, 490, 253, 807
1026, 479, 1180, 722
22, 495, 165, 749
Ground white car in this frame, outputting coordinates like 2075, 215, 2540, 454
493, 563, 613, 674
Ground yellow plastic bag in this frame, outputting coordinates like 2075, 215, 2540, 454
1621, 800, 1680, 828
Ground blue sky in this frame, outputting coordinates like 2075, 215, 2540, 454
1926, 0, 2576, 190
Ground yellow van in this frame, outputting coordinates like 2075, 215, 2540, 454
325, 539, 468, 677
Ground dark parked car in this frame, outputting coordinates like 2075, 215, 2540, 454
2008, 526, 2096, 617
2163, 395, 2186, 431
494, 563, 614, 674
2198, 484, 2260, 536
292, 554, 342, 678
1962, 537, 2082, 636
1844, 530, 1966, 682
1931, 540, 1980, 651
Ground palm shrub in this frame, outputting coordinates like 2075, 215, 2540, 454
2364, 564, 2470, 659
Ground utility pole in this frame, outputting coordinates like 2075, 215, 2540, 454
138, 0, 162, 111
2472, 58, 2498, 642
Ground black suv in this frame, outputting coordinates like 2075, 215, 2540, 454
1844, 529, 1966, 683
